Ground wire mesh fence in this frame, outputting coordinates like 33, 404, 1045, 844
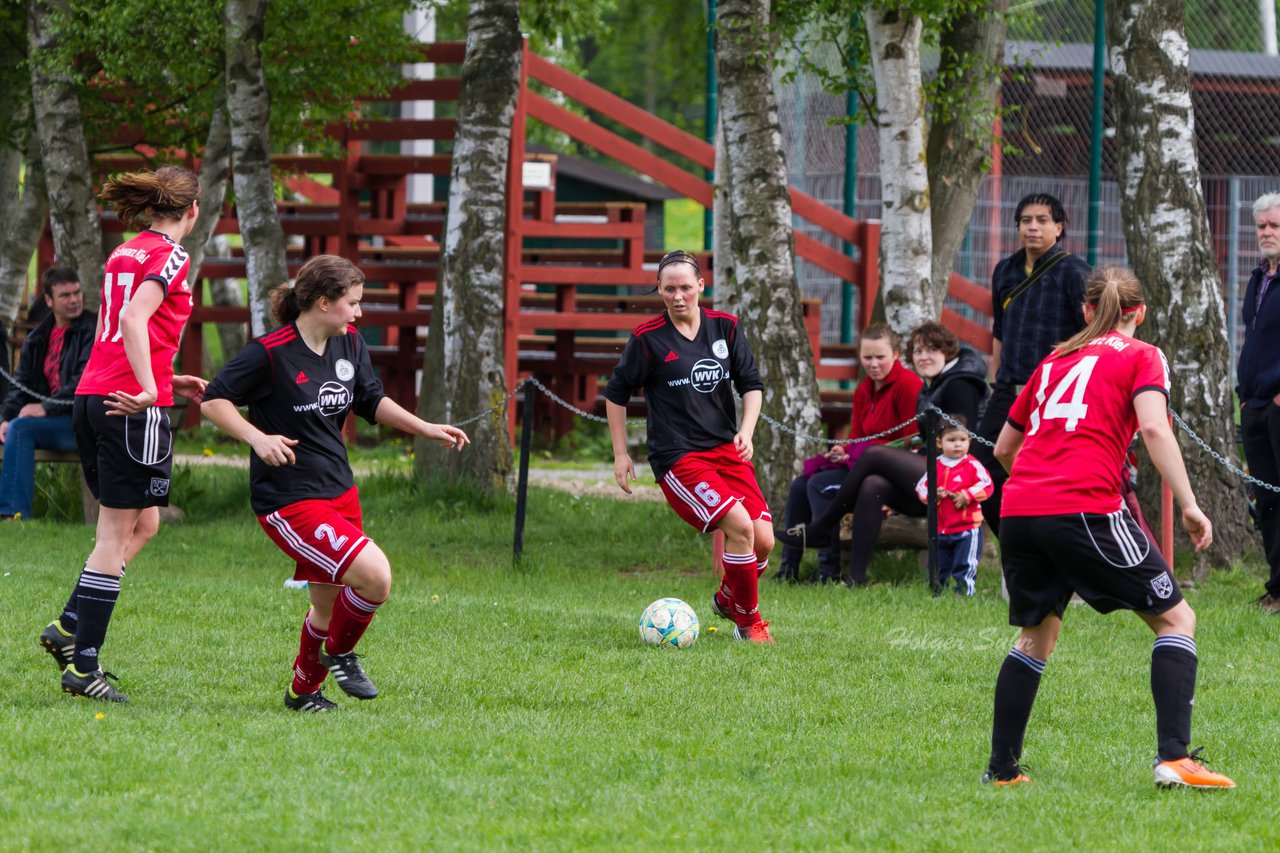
776, 1, 1280, 362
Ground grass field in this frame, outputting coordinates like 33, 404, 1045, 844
3, 468, 1278, 851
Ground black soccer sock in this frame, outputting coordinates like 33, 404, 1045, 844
989, 648, 1045, 778
71, 568, 122, 674
55, 560, 92, 633
1151, 634, 1197, 762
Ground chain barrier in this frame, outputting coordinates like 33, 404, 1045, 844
1169, 409, 1280, 494
758, 411, 922, 447
0, 364, 73, 408
9, 350, 1280, 495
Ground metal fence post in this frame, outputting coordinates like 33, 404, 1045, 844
513, 381, 535, 560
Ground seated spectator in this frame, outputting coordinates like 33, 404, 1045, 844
777, 324, 921, 582
775, 321, 988, 586
0, 267, 96, 520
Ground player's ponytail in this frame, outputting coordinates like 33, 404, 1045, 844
100, 166, 200, 229
1055, 265, 1143, 356
272, 254, 365, 326
269, 282, 301, 325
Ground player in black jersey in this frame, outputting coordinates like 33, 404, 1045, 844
604, 250, 774, 642
201, 255, 468, 711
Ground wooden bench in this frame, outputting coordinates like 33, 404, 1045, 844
0, 446, 96, 524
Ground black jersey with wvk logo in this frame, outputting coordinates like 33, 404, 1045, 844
203, 324, 385, 514
604, 308, 764, 479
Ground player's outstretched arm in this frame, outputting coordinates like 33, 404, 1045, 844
201, 398, 298, 466
1135, 389, 1212, 551
373, 397, 469, 450
606, 400, 635, 494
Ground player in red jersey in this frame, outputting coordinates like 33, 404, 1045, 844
38, 167, 207, 703
983, 266, 1234, 790
201, 255, 469, 712
604, 250, 775, 642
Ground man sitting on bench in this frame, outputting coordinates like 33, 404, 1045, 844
0, 268, 96, 520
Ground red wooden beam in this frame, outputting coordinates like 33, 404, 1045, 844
795, 232, 859, 283
356, 154, 453, 175
370, 78, 462, 102
520, 220, 645, 240
333, 119, 457, 142
947, 273, 992, 314
526, 53, 715, 172
526, 92, 713, 208
789, 191, 861, 244
943, 308, 993, 353
518, 266, 657, 286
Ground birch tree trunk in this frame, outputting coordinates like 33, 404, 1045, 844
28, 0, 104, 308
224, 0, 287, 337
927, 0, 1008, 298
716, 0, 820, 508
864, 5, 932, 336
1106, 0, 1253, 566
185, 82, 245, 364
0, 129, 48, 326
414, 0, 519, 494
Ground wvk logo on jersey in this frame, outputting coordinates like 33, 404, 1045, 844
667, 358, 729, 393
294, 381, 352, 416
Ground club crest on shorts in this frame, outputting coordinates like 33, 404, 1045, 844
1150, 572, 1174, 600
150, 478, 170, 497
335, 358, 355, 381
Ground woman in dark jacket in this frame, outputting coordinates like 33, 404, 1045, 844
775, 321, 988, 586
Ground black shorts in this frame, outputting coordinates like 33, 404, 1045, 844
1000, 508, 1182, 626
74, 396, 174, 509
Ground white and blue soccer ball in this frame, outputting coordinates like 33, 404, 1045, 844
639, 598, 699, 649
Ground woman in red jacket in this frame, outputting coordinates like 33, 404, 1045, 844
776, 324, 921, 582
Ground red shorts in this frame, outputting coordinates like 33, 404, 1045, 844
257, 486, 371, 585
658, 444, 771, 533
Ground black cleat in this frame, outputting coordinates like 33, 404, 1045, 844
318, 646, 379, 699
39, 622, 75, 672
710, 594, 733, 621
284, 688, 339, 712
61, 667, 128, 703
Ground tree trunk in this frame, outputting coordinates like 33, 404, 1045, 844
927, 0, 1008, 299
185, 81, 245, 364
1106, 0, 1253, 566
0, 128, 48, 326
716, 0, 821, 509
414, 0, 520, 494
864, 5, 932, 337
28, 0, 104, 309
224, 0, 287, 337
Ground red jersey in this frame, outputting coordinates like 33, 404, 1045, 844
77, 230, 193, 406
848, 358, 922, 445
915, 453, 992, 534
1001, 331, 1169, 517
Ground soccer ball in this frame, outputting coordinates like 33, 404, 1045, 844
638, 598, 699, 649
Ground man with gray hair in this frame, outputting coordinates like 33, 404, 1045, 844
1239, 192, 1280, 613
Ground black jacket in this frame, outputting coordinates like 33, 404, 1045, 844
918, 346, 989, 429
0, 310, 97, 422
1238, 262, 1280, 408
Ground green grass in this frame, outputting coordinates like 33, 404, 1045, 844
2, 470, 1277, 850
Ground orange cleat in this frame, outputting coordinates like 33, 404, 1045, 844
732, 620, 774, 643
981, 771, 1031, 787
1154, 750, 1235, 789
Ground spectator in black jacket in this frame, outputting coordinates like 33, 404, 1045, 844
974, 193, 1090, 536
1241, 193, 1280, 614
0, 268, 96, 519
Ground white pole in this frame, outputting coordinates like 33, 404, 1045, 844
1261, 0, 1278, 56
403, 8, 436, 203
